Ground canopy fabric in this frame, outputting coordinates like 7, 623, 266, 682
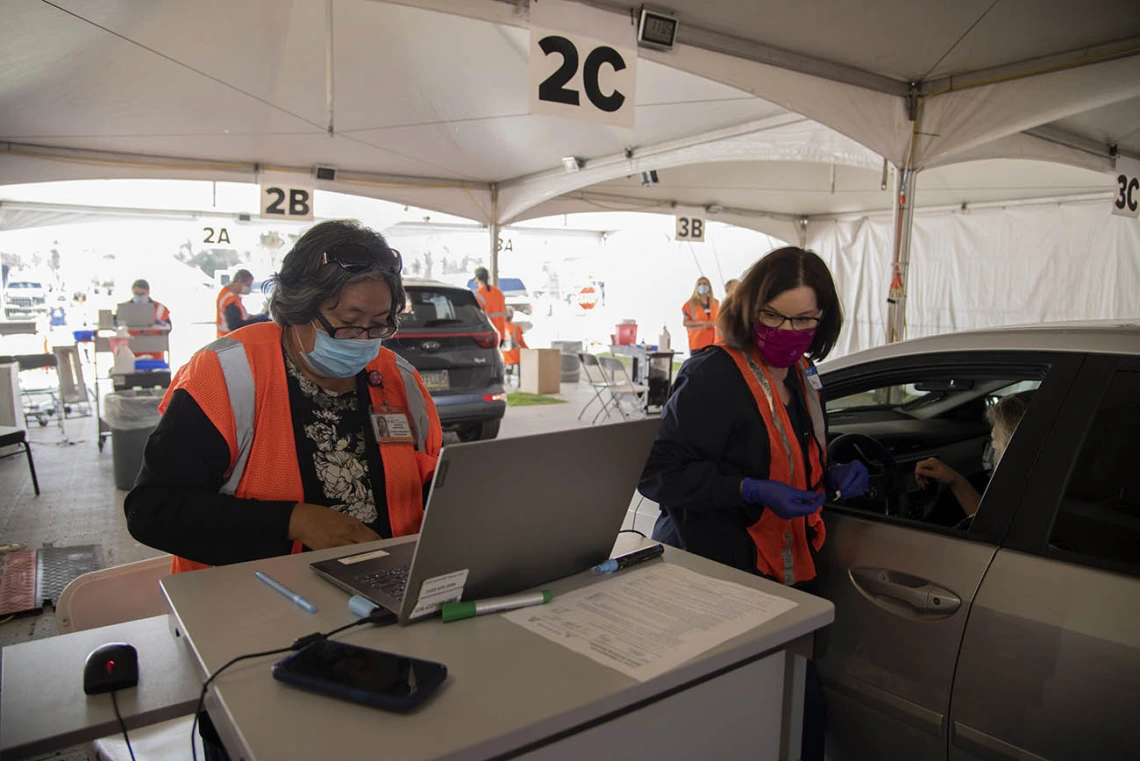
808, 198, 1140, 359
2, 0, 1137, 226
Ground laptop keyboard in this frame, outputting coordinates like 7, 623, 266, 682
356, 566, 410, 602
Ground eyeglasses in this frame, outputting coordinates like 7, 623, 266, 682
314, 311, 397, 340
320, 243, 402, 274
758, 308, 821, 333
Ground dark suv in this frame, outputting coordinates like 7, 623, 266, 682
389, 280, 506, 440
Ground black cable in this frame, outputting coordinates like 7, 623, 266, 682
630, 495, 646, 534
619, 529, 647, 538
190, 610, 393, 761
109, 690, 137, 761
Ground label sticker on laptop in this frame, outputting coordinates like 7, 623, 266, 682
409, 569, 469, 620
337, 549, 391, 565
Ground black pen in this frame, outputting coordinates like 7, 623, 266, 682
593, 543, 666, 574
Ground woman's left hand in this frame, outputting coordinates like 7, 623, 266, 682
826, 461, 870, 499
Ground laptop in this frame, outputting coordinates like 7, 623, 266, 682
116, 301, 158, 328
310, 418, 660, 624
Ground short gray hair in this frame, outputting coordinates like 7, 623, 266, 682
268, 220, 405, 331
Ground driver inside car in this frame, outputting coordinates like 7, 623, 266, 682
914, 391, 1032, 523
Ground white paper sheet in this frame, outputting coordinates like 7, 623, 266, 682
503, 564, 798, 681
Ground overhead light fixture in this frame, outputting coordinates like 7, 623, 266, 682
562, 156, 583, 173
640, 170, 659, 187
706, 204, 723, 215
314, 165, 336, 181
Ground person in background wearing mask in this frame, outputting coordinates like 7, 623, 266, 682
216, 268, 269, 338
501, 306, 528, 386
915, 391, 1032, 523
130, 279, 170, 325
639, 247, 869, 761
472, 266, 508, 341
682, 276, 719, 353
126, 220, 442, 760
121, 279, 170, 361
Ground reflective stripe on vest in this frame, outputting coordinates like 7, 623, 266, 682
210, 337, 257, 494
391, 352, 431, 453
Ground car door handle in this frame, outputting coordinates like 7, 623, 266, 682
850, 567, 962, 615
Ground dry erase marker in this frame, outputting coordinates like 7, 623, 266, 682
440, 591, 552, 623
255, 570, 317, 613
593, 543, 665, 574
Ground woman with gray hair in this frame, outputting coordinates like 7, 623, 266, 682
125, 219, 443, 579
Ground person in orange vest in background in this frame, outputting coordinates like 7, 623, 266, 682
682, 276, 719, 353
216, 268, 269, 338
472, 266, 507, 340
125, 220, 442, 759
126, 279, 170, 361
501, 307, 528, 386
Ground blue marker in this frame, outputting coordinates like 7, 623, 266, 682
255, 570, 318, 613
594, 543, 665, 574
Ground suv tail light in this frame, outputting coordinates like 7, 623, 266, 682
473, 332, 500, 349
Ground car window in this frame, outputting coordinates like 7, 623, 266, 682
1049, 370, 1140, 572
825, 372, 1042, 531
400, 287, 485, 330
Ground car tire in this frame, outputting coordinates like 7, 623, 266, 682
478, 419, 501, 440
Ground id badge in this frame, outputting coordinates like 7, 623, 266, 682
370, 405, 414, 445
804, 365, 823, 391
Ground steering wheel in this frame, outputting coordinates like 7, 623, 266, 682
827, 433, 908, 518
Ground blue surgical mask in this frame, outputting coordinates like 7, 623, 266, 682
132, 295, 147, 304
303, 327, 382, 378
697, 284, 710, 296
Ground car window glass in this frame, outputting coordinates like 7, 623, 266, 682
826, 373, 1041, 531
1049, 370, 1139, 571
399, 288, 484, 329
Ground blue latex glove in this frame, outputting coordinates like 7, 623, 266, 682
741, 478, 826, 519
826, 461, 870, 499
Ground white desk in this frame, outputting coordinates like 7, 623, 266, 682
161, 536, 833, 761
0, 614, 201, 760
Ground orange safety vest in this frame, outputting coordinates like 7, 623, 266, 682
474, 285, 508, 338
501, 322, 527, 366
129, 300, 170, 361
162, 322, 443, 574
216, 287, 245, 338
683, 299, 719, 352
721, 345, 827, 584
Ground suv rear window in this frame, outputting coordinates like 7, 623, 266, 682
401, 287, 487, 330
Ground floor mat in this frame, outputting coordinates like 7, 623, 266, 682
37, 544, 104, 605
0, 549, 39, 615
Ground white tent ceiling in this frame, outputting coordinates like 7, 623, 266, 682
1, 0, 1138, 229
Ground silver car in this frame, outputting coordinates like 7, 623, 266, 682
814, 320, 1140, 761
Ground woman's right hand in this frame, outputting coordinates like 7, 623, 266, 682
741, 478, 825, 519
287, 503, 381, 550
914, 458, 963, 490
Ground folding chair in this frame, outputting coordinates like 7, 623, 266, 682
577, 353, 619, 424
56, 555, 201, 761
0, 425, 39, 495
598, 356, 649, 419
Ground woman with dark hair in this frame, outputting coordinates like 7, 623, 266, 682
640, 247, 867, 760
125, 220, 443, 574
641, 246, 866, 581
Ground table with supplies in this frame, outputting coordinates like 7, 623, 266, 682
610, 344, 678, 412
1, 535, 833, 761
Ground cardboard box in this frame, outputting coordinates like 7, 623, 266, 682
519, 348, 561, 395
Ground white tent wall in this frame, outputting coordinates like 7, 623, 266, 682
596, 218, 787, 356
806, 199, 1140, 359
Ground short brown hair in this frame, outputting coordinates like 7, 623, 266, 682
131, 279, 149, 292
717, 247, 843, 362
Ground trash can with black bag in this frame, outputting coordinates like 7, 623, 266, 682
103, 388, 163, 490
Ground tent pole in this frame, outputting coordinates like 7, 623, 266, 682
489, 184, 500, 287
887, 169, 917, 344
326, 0, 335, 135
